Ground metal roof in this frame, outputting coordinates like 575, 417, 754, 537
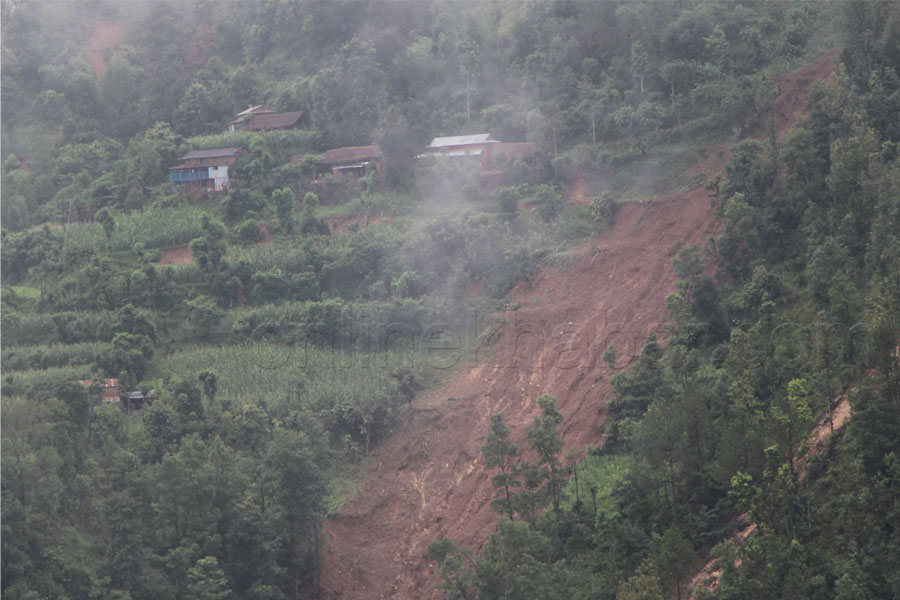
170, 157, 237, 170
427, 134, 496, 148
180, 147, 245, 161
235, 105, 272, 117
417, 148, 486, 158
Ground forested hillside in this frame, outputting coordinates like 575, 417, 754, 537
2, 1, 899, 600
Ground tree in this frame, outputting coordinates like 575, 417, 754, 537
299, 192, 328, 235
428, 538, 475, 600
576, 78, 619, 145
631, 41, 649, 96
94, 207, 115, 241
530, 185, 563, 223
525, 394, 565, 513
612, 98, 666, 155
618, 559, 665, 600
187, 296, 224, 336
127, 122, 182, 186
264, 428, 328, 597
771, 378, 813, 474
272, 187, 296, 236
175, 82, 219, 135
481, 414, 520, 520
186, 556, 231, 600
655, 526, 694, 600
603, 344, 617, 370
198, 371, 218, 403
190, 214, 227, 272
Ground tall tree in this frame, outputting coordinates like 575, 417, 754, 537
481, 414, 520, 520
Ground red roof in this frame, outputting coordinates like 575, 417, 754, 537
80, 378, 119, 388
490, 142, 537, 161
319, 145, 381, 165
241, 111, 306, 131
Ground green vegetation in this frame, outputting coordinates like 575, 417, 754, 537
429, 4, 900, 599
2, 1, 898, 600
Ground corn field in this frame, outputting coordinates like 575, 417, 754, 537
2, 364, 94, 397
2, 341, 112, 371
62, 206, 207, 251
184, 129, 323, 152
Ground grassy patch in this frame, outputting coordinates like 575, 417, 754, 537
324, 460, 366, 515
10, 285, 41, 299
315, 201, 355, 218
560, 452, 632, 515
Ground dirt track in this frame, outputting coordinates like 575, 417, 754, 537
321, 49, 839, 600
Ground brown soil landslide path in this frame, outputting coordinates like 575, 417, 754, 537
84, 20, 124, 77
322, 48, 838, 600
322, 189, 719, 599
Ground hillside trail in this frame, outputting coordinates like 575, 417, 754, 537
319, 48, 839, 600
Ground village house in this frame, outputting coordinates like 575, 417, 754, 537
418, 134, 538, 188
311, 145, 384, 179
418, 133, 498, 159
227, 105, 273, 131
79, 379, 155, 409
79, 378, 121, 403
169, 147, 246, 192
228, 108, 309, 133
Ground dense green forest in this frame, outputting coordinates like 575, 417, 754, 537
2, 1, 899, 599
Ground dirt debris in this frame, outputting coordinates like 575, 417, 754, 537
319, 49, 840, 600
322, 188, 720, 599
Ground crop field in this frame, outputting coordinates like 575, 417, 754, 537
155, 343, 432, 408
1, 341, 112, 371
60, 205, 207, 251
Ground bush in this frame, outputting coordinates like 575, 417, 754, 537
234, 218, 264, 246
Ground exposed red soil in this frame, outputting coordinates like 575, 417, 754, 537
466, 277, 484, 299
260, 224, 275, 245
156, 225, 272, 266
84, 20, 124, 77
320, 49, 840, 600
772, 48, 840, 136
566, 165, 593, 205
183, 18, 217, 74
322, 189, 720, 600
156, 245, 193, 266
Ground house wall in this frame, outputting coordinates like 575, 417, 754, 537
428, 143, 492, 156
209, 165, 230, 191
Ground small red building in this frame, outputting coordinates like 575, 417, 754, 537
80, 378, 121, 403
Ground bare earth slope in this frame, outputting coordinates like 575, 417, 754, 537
322, 190, 719, 599
322, 49, 839, 600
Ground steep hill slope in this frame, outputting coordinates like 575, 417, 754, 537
322, 190, 719, 599
321, 50, 839, 600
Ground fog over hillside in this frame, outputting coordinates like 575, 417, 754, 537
2, 2, 899, 600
